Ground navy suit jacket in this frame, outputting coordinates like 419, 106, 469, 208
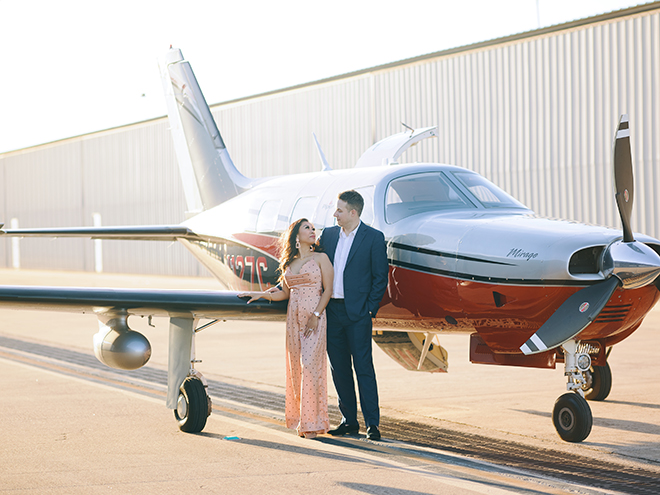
319, 222, 389, 322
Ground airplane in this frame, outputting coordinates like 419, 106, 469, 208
2, 47, 659, 443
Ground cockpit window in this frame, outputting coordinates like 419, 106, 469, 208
385, 173, 472, 223
451, 172, 526, 209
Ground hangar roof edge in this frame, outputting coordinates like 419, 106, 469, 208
2, 1, 658, 157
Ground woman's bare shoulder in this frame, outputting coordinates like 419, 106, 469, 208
314, 252, 331, 263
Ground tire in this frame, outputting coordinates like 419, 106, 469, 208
582, 362, 612, 401
552, 392, 593, 442
174, 376, 211, 433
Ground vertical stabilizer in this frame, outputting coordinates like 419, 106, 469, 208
160, 48, 250, 213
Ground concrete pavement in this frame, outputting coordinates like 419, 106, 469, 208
2, 357, 547, 495
0, 269, 658, 493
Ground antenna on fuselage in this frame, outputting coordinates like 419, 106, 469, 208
312, 133, 332, 171
401, 122, 415, 134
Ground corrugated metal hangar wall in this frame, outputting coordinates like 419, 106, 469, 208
1, 3, 659, 277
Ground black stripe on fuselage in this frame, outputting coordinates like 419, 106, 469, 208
388, 258, 592, 287
389, 242, 516, 266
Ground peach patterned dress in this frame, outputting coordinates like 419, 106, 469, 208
283, 257, 329, 435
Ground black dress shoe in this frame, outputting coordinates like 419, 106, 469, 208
366, 425, 381, 440
328, 422, 359, 436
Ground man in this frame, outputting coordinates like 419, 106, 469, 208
319, 190, 389, 440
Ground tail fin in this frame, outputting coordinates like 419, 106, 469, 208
160, 48, 250, 214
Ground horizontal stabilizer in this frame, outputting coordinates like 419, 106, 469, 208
2, 225, 199, 241
520, 277, 620, 355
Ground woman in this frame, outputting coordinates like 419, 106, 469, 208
239, 218, 333, 439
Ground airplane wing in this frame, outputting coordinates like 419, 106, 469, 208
1, 225, 200, 241
0, 285, 286, 320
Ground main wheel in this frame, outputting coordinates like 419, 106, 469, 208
553, 392, 593, 442
174, 376, 211, 433
582, 362, 612, 401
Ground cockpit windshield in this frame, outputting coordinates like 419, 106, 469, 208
385, 172, 472, 223
385, 171, 527, 223
451, 172, 526, 209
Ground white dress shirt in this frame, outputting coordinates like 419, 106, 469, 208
332, 221, 360, 299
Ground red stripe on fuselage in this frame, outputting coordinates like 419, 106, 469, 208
376, 264, 660, 353
233, 232, 280, 258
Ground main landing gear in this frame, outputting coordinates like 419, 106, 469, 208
175, 372, 213, 433
168, 317, 215, 433
552, 340, 612, 442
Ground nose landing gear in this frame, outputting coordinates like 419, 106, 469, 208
553, 392, 592, 442
552, 340, 593, 442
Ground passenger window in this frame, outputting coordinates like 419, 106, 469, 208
256, 200, 281, 232
290, 197, 318, 224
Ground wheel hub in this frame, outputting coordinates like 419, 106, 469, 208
558, 406, 575, 430
176, 393, 188, 419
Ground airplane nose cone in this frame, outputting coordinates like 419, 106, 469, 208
604, 240, 660, 289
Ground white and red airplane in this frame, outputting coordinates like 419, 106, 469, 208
2, 48, 659, 443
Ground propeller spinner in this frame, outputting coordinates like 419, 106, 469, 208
520, 115, 660, 355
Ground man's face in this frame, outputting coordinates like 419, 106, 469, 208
333, 199, 354, 228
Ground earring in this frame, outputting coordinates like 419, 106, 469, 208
295, 238, 300, 250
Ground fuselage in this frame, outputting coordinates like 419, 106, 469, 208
179, 163, 660, 355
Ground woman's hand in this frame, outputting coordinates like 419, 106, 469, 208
304, 313, 319, 338
237, 292, 262, 304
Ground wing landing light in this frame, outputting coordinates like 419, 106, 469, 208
521, 115, 660, 355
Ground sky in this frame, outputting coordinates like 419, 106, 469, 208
0, 0, 651, 153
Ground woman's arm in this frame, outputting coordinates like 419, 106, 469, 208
306, 253, 334, 332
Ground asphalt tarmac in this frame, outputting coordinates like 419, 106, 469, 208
0, 269, 658, 494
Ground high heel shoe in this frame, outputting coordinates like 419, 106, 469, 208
303, 432, 317, 439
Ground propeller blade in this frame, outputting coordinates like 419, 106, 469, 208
613, 114, 634, 243
520, 277, 620, 355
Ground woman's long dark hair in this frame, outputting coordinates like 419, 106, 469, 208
277, 218, 320, 282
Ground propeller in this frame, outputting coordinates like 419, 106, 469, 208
520, 115, 660, 355
519, 277, 619, 355
613, 115, 634, 243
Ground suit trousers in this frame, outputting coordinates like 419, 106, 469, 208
326, 298, 380, 427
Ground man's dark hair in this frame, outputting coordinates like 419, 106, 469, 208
338, 190, 364, 216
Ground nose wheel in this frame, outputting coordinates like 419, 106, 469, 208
551, 340, 595, 442
553, 392, 592, 442
174, 375, 212, 433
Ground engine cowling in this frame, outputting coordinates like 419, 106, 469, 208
93, 311, 151, 370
